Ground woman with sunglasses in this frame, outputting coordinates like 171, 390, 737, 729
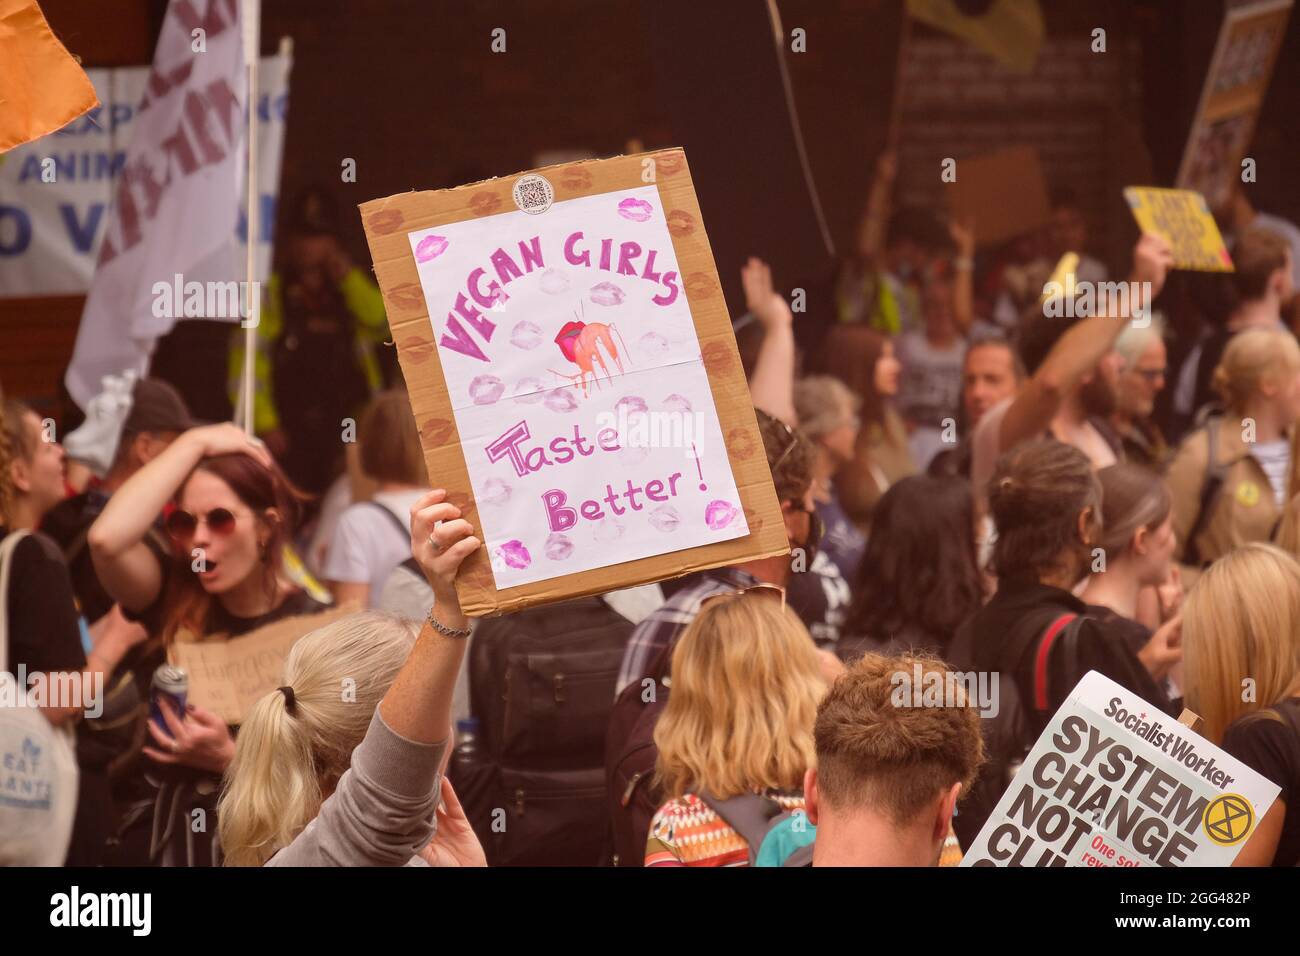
89, 422, 325, 863
644, 589, 833, 867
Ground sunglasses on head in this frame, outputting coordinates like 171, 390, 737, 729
699, 582, 787, 613
164, 507, 241, 544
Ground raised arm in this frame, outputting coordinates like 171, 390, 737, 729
998, 233, 1173, 454
949, 218, 976, 337
855, 152, 897, 264
88, 423, 272, 612
742, 257, 798, 427
268, 489, 480, 867
379, 489, 479, 744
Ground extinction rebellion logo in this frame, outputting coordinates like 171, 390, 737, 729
1202, 794, 1253, 846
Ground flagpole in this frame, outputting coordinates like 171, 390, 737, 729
240, 0, 261, 435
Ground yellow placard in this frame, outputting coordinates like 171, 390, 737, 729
1040, 252, 1080, 304
1123, 187, 1235, 273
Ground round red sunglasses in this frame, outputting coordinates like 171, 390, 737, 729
164, 507, 242, 545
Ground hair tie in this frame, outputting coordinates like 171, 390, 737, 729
279, 685, 297, 715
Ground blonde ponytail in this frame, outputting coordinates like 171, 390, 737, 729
218, 611, 420, 865
1213, 328, 1300, 413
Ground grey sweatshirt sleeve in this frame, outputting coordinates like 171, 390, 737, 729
266, 709, 448, 867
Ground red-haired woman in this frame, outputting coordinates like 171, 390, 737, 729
89, 422, 327, 864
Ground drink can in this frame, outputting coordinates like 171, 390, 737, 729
150, 664, 188, 732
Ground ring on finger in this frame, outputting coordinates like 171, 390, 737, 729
428, 533, 443, 553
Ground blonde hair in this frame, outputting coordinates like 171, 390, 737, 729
1183, 543, 1300, 743
218, 611, 419, 865
654, 593, 827, 799
1212, 328, 1300, 413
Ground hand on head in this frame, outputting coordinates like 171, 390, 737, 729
189, 423, 274, 469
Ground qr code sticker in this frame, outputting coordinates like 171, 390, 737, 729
512, 175, 554, 215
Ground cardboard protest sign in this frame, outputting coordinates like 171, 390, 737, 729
359, 150, 788, 617
1123, 187, 1235, 273
1176, 0, 1293, 212
169, 606, 354, 724
945, 145, 1051, 247
961, 671, 1280, 867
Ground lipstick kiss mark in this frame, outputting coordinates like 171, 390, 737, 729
726, 426, 755, 460
389, 282, 426, 312
415, 235, 448, 262
701, 341, 733, 377
617, 198, 653, 222
402, 334, 435, 365
654, 152, 686, 177
666, 210, 695, 237
365, 208, 404, 234
560, 167, 593, 190
469, 191, 503, 216
685, 272, 717, 299
421, 418, 456, 445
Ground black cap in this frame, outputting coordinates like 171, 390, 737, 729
124, 379, 195, 434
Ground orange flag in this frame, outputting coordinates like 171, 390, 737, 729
0, 0, 98, 152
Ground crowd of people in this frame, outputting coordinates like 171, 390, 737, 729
4, 164, 1300, 870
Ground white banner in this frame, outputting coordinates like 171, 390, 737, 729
0, 59, 289, 300
961, 671, 1280, 867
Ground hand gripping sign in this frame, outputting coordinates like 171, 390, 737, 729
962, 671, 1280, 867
359, 150, 787, 616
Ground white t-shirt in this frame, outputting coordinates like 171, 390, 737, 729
1250, 439, 1290, 507
322, 488, 427, 606
897, 330, 966, 470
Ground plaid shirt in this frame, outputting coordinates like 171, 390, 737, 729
614, 566, 759, 698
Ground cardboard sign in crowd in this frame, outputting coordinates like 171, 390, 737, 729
1124, 187, 1235, 273
1176, 0, 1293, 211
962, 671, 1280, 867
360, 150, 788, 616
169, 606, 354, 724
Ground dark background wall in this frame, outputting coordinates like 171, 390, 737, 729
4, 0, 1299, 410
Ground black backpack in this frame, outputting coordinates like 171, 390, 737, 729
949, 608, 1083, 851
450, 595, 635, 867
604, 643, 671, 867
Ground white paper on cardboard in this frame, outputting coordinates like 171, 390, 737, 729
406, 184, 748, 589
961, 670, 1280, 867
